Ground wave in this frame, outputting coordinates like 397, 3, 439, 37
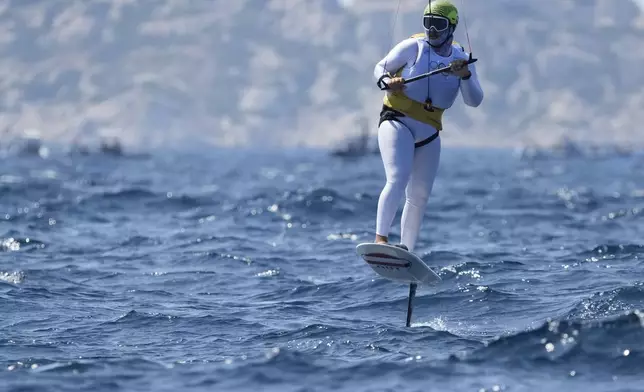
566, 284, 644, 320
458, 310, 644, 375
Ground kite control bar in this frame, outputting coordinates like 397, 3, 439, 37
377, 55, 478, 91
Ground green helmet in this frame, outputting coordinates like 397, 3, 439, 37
423, 0, 459, 27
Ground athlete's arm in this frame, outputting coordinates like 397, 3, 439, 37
459, 60, 483, 107
373, 38, 418, 86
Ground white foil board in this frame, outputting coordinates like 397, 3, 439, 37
356, 242, 441, 285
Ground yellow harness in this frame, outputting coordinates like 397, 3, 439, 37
383, 92, 444, 131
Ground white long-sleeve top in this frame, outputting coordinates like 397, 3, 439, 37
374, 37, 484, 109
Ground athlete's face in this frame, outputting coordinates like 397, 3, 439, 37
428, 27, 451, 45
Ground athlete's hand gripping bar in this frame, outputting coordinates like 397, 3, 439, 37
377, 55, 477, 91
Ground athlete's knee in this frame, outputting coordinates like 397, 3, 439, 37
382, 157, 413, 187
405, 192, 430, 208
383, 178, 407, 199
405, 182, 432, 207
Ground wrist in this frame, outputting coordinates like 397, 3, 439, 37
461, 71, 472, 80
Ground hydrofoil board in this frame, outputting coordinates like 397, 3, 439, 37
356, 243, 441, 285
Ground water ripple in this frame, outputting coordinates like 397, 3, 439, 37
2, 147, 644, 391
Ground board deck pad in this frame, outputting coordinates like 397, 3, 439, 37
356, 243, 441, 285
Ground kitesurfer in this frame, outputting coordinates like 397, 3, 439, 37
373, 0, 484, 252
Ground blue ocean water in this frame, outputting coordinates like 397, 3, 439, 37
2, 143, 644, 392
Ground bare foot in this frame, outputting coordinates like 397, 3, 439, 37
374, 234, 388, 244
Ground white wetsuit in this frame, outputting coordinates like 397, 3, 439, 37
373, 36, 484, 251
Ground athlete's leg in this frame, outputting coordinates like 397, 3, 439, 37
375, 120, 415, 243
400, 134, 441, 251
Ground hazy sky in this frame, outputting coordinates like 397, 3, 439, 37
635, 0, 644, 8
336, 0, 354, 8
337, 0, 644, 12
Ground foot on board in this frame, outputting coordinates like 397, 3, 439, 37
393, 243, 409, 251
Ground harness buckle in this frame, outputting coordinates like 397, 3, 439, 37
423, 98, 435, 112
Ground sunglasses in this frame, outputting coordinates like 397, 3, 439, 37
423, 15, 450, 32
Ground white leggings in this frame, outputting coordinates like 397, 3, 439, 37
375, 118, 441, 252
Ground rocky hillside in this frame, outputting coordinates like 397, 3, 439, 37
0, 0, 643, 150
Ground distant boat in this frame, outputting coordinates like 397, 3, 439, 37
330, 117, 379, 158
514, 136, 635, 160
